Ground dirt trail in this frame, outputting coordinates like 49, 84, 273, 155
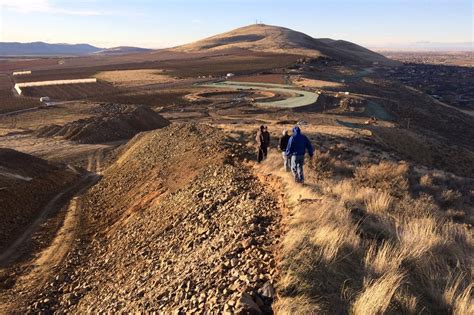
254, 151, 319, 213
7, 175, 98, 281
0, 151, 103, 313
0, 174, 97, 267
86, 149, 104, 173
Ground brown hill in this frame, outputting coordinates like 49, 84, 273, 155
35, 104, 170, 144
173, 24, 399, 66
22, 123, 281, 313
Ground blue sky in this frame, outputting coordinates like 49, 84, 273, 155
0, 0, 472, 49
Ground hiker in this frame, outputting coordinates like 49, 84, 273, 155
262, 126, 270, 159
278, 129, 291, 171
256, 125, 268, 163
285, 126, 314, 184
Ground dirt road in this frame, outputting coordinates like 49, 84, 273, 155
202, 81, 319, 108
0, 101, 79, 118
0, 151, 103, 313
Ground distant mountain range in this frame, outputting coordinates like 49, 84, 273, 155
369, 42, 473, 52
0, 42, 152, 56
92, 46, 153, 56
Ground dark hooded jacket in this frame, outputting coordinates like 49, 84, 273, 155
256, 126, 270, 148
285, 126, 314, 157
279, 133, 290, 151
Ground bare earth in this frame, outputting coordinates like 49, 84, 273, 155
94, 69, 179, 87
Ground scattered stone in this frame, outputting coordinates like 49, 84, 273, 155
236, 292, 262, 315
258, 281, 275, 299
14, 124, 282, 313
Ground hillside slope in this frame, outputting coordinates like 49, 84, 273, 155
174, 24, 399, 65
19, 124, 282, 313
0, 149, 79, 252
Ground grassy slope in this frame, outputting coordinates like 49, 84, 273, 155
256, 127, 473, 314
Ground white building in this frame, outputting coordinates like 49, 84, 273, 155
12, 70, 32, 76
14, 78, 97, 95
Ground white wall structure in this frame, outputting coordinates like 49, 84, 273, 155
14, 78, 97, 95
12, 70, 32, 76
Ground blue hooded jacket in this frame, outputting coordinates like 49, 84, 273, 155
285, 126, 314, 157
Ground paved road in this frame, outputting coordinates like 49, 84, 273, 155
201, 81, 319, 108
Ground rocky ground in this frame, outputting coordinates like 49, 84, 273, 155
13, 123, 283, 314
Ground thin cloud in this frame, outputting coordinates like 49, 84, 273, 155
0, 0, 110, 16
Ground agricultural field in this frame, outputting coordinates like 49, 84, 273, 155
94, 69, 179, 87
156, 52, 300, 77
12, 68, 97, 84
231, 73, 288, 84
0, 57, 62, 72
0, 74, 41, 114
20, 81, 120, 101
91, 89, 192, 108
291, 76, 345, 89
0, 93, 42, 114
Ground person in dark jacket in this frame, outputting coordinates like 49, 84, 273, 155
285, 126, 314, 183
262, 126, 270, 159
278, 129, 291, 171
256, 125, 267, 163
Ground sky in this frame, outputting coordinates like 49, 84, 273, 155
0, 0, 472, 49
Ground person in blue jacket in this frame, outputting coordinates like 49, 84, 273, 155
285, 126, 314, 184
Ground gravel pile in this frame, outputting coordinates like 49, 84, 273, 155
35, 104, 170, 144
24, 123, 282, 313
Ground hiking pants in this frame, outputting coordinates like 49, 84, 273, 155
262, 146, 268, 159
257, 146, 268, 163
257, 147, 264, 163
291, 155, 305, 183
282, 152, 291, 172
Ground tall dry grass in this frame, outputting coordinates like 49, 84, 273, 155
260, 151, 473, 315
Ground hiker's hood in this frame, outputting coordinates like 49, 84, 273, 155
292, 126, 301, 135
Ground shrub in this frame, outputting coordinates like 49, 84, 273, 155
355, 161, 409, 196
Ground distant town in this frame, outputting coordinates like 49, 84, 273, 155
380, 51, 474, 110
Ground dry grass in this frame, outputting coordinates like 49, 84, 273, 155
351, 272, 404, 315
274, 295, 322, 315
364, 191, 393, 214
291, 76, 344, 89
94, 69, 179, 87
355, 161, 409, 195
260, 150, 473, 314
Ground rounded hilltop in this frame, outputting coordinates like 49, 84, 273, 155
173, 23, 399, 66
